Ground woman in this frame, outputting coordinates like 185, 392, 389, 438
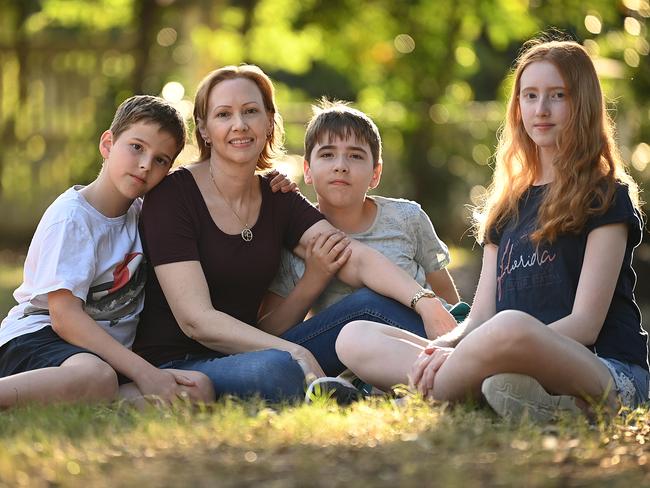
133, 65, 456, 401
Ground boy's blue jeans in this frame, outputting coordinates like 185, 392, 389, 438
158, 288, 425, 402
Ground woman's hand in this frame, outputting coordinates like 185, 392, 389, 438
408, 346, 453, 398
303, 230, 352, 285
416, 297, 458, 339
267, 169, 298, 193
290, 346, 325, 382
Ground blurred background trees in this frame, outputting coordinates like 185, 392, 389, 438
0, 0, 648, 303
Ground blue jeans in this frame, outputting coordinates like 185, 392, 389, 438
160, 288, 424, 402
598, 357, 650, 408
159, 349, 306, 403
280, 287, 424, 376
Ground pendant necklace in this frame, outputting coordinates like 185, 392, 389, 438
209, 163, 254, 242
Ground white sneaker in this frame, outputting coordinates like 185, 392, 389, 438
481, 373, 580, 423
305, 377, 362, 405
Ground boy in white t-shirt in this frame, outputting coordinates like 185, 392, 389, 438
0, 95, 214, 407
261, 99, 465, 341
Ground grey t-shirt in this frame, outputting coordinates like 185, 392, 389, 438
268, 196, 450, 314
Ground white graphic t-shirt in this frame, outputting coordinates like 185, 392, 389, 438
0, 186, 145, 348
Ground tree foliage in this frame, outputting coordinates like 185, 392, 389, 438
0, 0, 647, 246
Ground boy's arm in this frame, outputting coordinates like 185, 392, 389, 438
258, 289, 313, 336
425, 268, 460, 304
266, 169, 298, 193
258, 229, 351, 335
342, 240, 457, 338
411, 202, 460, 304
427, 244, 498, 348
48, 289, 195, 402
295, 220, 457, 337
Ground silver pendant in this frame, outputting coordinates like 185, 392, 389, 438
241, 227, 253, 242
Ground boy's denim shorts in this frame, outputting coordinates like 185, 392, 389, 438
0, 326, 130, 385
598, 356, 650, 409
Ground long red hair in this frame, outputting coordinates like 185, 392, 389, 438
477, 39, 640, 244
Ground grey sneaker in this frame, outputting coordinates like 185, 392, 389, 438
481, 373, 580, 423
305, 377, 362, 406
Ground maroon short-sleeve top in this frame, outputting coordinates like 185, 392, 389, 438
133, 167, 324, 365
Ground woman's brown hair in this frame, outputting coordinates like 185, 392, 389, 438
193, 64, 285, 170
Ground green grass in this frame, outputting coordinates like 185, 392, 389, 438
0, 398, 648, 487
1, 251, 649, 486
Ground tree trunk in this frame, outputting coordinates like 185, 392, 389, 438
0, 1, 30, 198
132, 0, 160, 93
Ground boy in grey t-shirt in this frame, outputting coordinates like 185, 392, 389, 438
260, 99, 462, 339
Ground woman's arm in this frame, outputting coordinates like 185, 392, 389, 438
154, 260, 325, 378
258, 229, 351, 335
425, 268, 460, 304
294, 220, 457, 337
547, 223, 628, 345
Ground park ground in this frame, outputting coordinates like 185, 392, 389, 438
0, 397, 649, 487
0, 248, 649, 486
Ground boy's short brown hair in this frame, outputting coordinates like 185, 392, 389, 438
304, 99, 382, 167
110, 95, 186, 157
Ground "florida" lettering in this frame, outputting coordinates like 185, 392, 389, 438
496, 238, 557, 300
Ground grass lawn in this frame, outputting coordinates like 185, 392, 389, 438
0, 398, 648, 487
1, 250, 649, 486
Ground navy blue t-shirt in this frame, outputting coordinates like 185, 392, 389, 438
490, 183, 648, 369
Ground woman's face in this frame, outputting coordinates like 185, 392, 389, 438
519, 60, 570, 159
201, 77, 272, 167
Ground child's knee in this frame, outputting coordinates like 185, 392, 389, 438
492, 311, 544, 348
492, 310, 539, 327
336, 321, 371, 365
467, 311, 545, 363
188, 372, 215, 403
80, 360, 119, 401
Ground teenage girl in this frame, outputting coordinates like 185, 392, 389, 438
334, 38, 648, 421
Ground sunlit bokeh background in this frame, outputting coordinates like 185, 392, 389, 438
0, 0, 648, 314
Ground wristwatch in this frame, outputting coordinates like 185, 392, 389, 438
410, 288, 437, 310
